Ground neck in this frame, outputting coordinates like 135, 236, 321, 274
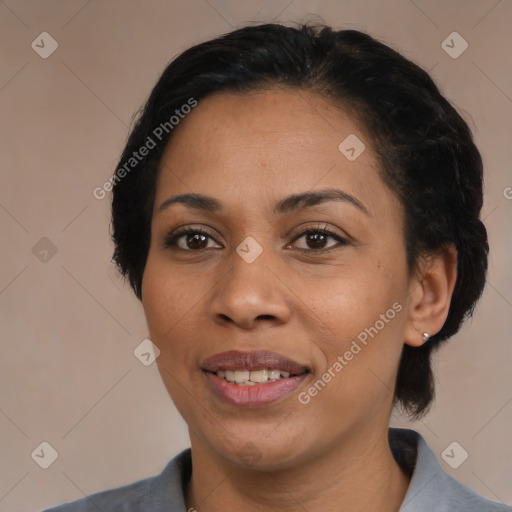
185, 425, 410, 512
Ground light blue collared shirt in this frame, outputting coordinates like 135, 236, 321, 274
42, 428, 511, 511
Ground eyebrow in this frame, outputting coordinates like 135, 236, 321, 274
157, 188, 369, 216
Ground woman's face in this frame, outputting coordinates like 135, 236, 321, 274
142, 88, 418, 469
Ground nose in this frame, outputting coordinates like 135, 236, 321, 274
207, 249, 292, 331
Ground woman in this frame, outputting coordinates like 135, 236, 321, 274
44, 22, 509, 512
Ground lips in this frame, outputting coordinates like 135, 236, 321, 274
201, 350, 309, 374
201, 350, 310, 407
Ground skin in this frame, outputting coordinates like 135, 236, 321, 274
141, 88, 457, 512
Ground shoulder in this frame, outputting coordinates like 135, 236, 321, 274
390, 428, 511, 512
41, 476, 154, 512
41, 448, 192, 512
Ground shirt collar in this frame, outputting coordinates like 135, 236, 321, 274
391, 427, 509, 511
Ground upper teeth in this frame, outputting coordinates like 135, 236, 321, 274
217, 369, 292, 385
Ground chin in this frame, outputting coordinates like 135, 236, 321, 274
200, 421, 314, 471
225, 442, 306, 472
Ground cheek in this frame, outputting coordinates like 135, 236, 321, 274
141, 255, 221, 433
142, 259, 202, 415
142, 250, 194, 334
141, 253, 198, 374
312, 256, 408, 387
318, 257, 405, 332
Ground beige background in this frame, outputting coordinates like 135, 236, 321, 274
0, 1, 511, 510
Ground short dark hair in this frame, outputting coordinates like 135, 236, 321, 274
111, 22, 488, 419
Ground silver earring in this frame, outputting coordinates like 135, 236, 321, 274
422, 332, 430, 342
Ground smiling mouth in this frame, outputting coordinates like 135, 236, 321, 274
210, 368, 307, 386
201, 349, 310, 386
201, 350, 311, 407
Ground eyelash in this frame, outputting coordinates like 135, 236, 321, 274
164, 224, 349, 254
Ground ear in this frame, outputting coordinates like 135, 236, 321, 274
403, 245, 458, 347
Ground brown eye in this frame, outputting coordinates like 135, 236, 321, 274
303, 232, 331, 249
183, 232, 209, 250
164, 227, 222, 251
289, 226, 348, 252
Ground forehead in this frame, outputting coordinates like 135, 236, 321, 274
161, 88, 367, 164
154, 88, 391, 220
